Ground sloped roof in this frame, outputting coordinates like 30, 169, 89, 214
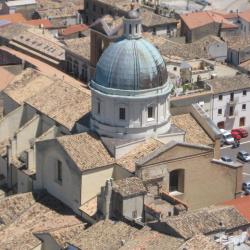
0, 13, 26, 23
239, 9, 250, 22
60, 24, 88, 36
0, 192, 82, 250
181, 11, 238, 30
162, 206, 249, 239
113, 177, 146, 198
57, 133, 115, 172
68, 220, 139, 250
223, 196, 250, 222
23, 19, 52, 28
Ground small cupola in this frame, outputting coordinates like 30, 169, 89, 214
123, 3, 142, 39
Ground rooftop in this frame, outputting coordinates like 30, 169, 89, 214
25, 79, 90, 131
223, 196, 250, 222
0, 192, 83, 250
144, 33, 225, 60
117, 138, 163, 172
37, 223, 86, 249
5, 0, 36, 7
171, 113, 213, 145
67, 220, 139, 250
179, 234, 224, 250
57, 133, 115, 172
64, 36, 90, 61
239, 9, 250, 22
0, 13, 26, 23
162, 206, 249, 239
181, 11, 237, 30
3, 68, 54, 104
120, 227, 184, 250
59, 24, 88, 36
113, 177, 147, 198
207, 74, 250, 94
23, 19, 52, 28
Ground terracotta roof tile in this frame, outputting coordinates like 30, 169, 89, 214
57, 133, 115, 172
60, 24, 88, 36
0, 13, 26, 23
239, 9, 250, 22
23, 19, 52, 28
223, 196, 250, 222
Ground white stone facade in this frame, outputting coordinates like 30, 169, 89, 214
211, 88, 250, 130
90, 81, 172, 139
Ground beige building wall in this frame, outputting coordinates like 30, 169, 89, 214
81, 165, 114, 204
137, 145, 241, 210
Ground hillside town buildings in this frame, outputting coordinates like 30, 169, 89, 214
0, 0, 250, 249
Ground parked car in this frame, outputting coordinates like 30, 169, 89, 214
231, 130, 242, 140
220, 129, 235, 145
231, 128, 248, 138
221, 156, 233, 162
242, 182, 250, 195
237, 150, 250, 162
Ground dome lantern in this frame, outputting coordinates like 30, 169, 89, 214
124, 3, 142, 39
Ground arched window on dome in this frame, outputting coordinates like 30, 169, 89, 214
147, 105, 155, 121
135, 24, 138, 33
129, 24, 132, 34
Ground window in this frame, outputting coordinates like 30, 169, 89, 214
129, 24, 132, 34
229, 106, 234, 116
97, 101, 101, 114
135, 24, 138, 33
119, 107, 126, 120
132, 210, 137, 218
148, 106, 154, 119
242, 104, 246, 110
243, 90, 247, 96
101, 7, 104, 14
218, 94, 223, 101
218, 108, 222, 115
93, 4, 96, 11
240, 117, 245, 127
56, 160, 62, 184
230, 92, 234, 101
169, 169, 184, 193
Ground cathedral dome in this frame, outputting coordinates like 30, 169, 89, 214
95, 37, 168, 91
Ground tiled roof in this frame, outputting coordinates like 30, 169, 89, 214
117, 138, 163, 172
39, 223, 86, 249
120, 227, 184, 250
0, 13, 26, 23
179, 234, 224, 250
0, 192, 82, 250
23, 19, 52, 28
25, 80, 90, 131
207, 74, 250, 94
60, 24, 88, 36
57, 133, 115, 172
223, 196, 250, 222
3, 68, 54, 104
239, 9, 250, 22
113, 177, 147, 198
171, 114, 213, 145
162, 206, 249, 239
68, 220, 139, 250
65, 36, 90, 61
181, 11, 238, 30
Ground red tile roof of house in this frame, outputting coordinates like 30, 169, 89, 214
23, 19, 52, 28
181, 11, 238, 30
0, 13, 26, 23
239, 9, 250, 22
59, 24, 88, 36
223, 196, 250, 222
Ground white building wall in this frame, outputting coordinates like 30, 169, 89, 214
240, 18, 250, 36
212, 88, 250, 129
